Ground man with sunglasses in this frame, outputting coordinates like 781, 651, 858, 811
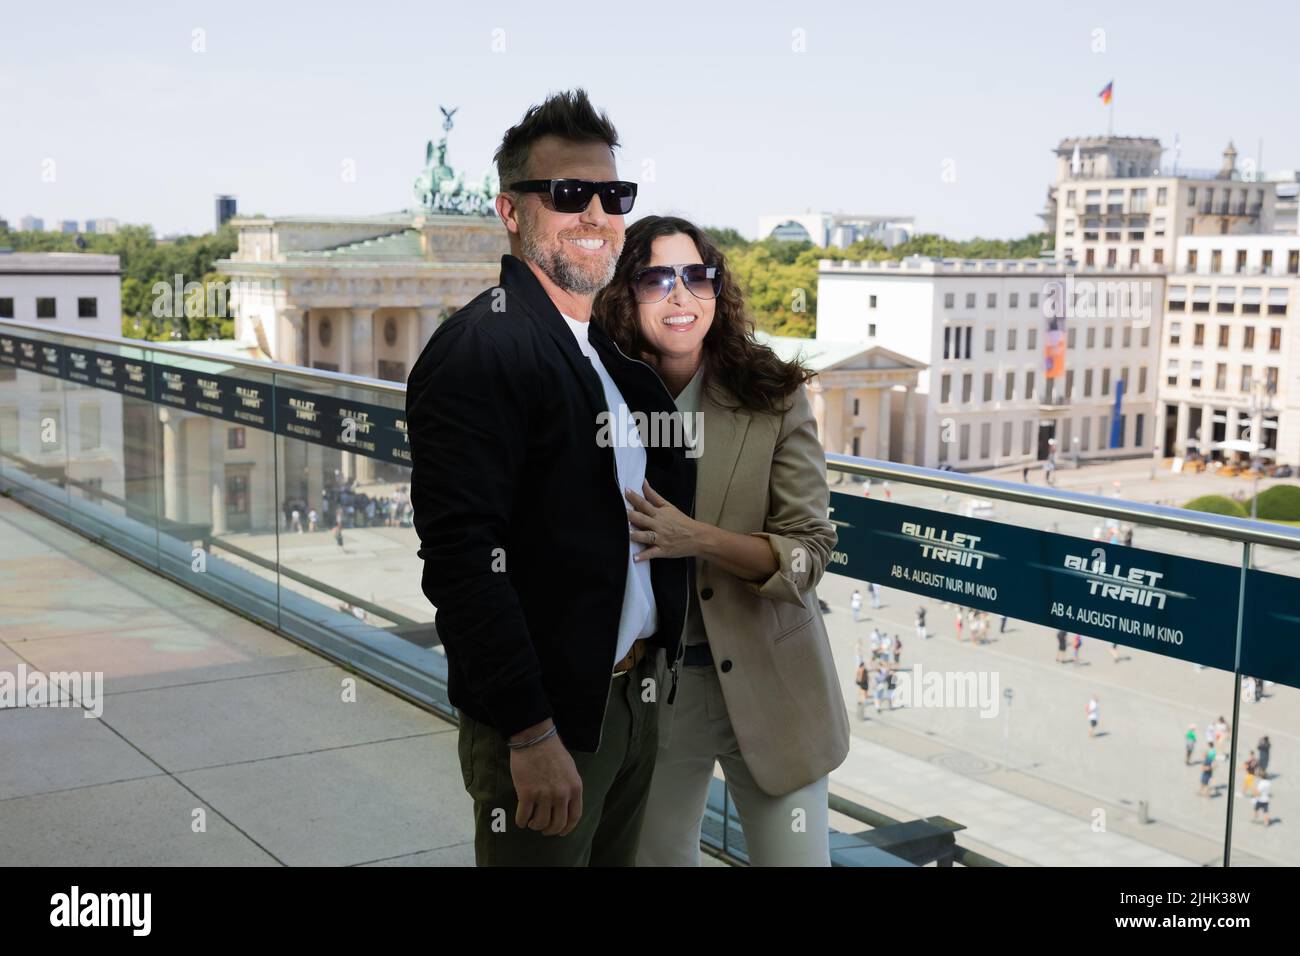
406, 89, 695, 866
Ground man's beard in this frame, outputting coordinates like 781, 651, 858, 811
520, 215, 622, 295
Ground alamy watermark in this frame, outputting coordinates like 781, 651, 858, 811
0, 664, 104, 718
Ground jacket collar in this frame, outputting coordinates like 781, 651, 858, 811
693, 374, 752, 528
497, 253, 606, 416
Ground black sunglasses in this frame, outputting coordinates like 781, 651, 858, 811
509, 178, 637, 215
632, 263, 723, 304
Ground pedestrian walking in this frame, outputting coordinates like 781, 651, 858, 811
916, 605, 928, 641
850, 589, 862, 622
1198, 751, 1215, 797
1258, 736, 1271, 778
1055, 629, 1068, 663
1086, 695, 1100, 737
1252, 777, 1272, 825
868, 581, 881, 609
1185, 724, 1198, 765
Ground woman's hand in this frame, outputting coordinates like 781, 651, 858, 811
626, 481, 702, 562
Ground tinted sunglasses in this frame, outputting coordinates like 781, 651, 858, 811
632, 263, 723, 304
509, 178, 637, 215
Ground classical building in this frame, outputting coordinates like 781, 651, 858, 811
216, 109, 508, 383
1160, 234, 1300, 463
756, 331, 926, 465
1041, 137, 1277, 269
817, 257, 1164, 470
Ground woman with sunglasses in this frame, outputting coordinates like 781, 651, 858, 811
592, 216, 849, 866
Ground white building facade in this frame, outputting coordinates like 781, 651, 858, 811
817, 257, 1164, 471
1160, 234, 1300, 464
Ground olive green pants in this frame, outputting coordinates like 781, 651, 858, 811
456, 650, 660, 866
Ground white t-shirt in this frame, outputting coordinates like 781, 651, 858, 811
561, 313, 658, 668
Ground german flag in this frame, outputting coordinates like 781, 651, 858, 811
1099, 81, 1113, 105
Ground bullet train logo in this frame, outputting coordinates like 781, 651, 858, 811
1057, 547, 1187, 610
894, 521, 1001, 570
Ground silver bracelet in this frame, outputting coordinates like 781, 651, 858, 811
506, 724, 559, 750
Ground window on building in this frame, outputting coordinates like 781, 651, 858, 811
1187, 250, 1198, 272
0, 298, 12, 319
1122, 326, 1132, 348
986, 293, 996, 308
36, 298, 56, 319
1102, 368, 1111, 395
940, 374, 952, 403
1218, 325, 1230, 347
1007, 328, 1017, 350
1236, 250, 1247, 274
1029, 292, 1039, 308
1025, 370, 1036, 401
944, 292, 955, 308
1141, 326, 1150, 347
1086, 327, 1096, 349
1166, 358, 1179, 386
965, 292, 976, 309
1288, 250, 1299, 274
964, 326, 973, 358
1154, 249, 1164, 265
959, 423, 971, 460
979, 422, 991, 459
1004, 371, 1014, 401
985, 328, 995, 351
1211, 250, 1223, 272
1009, 292, 1019, 308
869, 294, 877, 308
1270, 327, 1282, 351
983, 372, 993, 403
1266, 366, 1279, 393
1086, 249, 1096, 266
1240, 365, 1253, 392
1138, 366, 1148, 394
1194, 323, 1205, 346
227, 427, 246, 450
938, 425, 948, 462
1104, 326, 1114, 348
1027, 328, 1037, 350
1081, 416, 1092, 451
1022, 420, 1033, 456
77, 297, 97, 319
1157, 187, 1168, 205
868, 323, 876, 337
943, 327, 952, 359
1068, 327, 1077, 348
1263, 250, 1273, 273
1084, 368, 1093, 396
1190, 360, 1203, 387
1002, 421, 1013, 457
1215, 363, 1227, 390
961, 373, 972, 403
1099, 415, 1110, 449
1065, 368, 1075, 398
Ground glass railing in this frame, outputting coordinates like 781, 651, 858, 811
3, 319, 1298, 867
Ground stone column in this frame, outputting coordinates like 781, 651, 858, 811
875, 386, 892, 459
350, 308, 376, 378
159, 408, 184, 523
1176, 400, 1190, 455
280, 306, 305, 367
406, 308, 422, 371
208, 417, 227, 535
339, 311, 353, 373
1225, 406, 1241, 453
902, 385, 917, 464
822, 386, 844, 457
418, 306, 442, 350
1202, 403, 1217, 455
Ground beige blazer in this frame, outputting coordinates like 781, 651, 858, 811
659, 378, 851, 797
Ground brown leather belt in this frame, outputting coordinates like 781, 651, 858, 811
612, 638, 649, 677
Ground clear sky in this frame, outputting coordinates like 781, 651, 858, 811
4, 0, 1298, 240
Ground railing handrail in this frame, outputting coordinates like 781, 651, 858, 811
0, 319, 408, 395
827, 454, 1300, 552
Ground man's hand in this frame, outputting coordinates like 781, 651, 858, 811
508, 720, 583, 836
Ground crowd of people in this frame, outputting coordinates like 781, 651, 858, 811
281, 477, 414, 542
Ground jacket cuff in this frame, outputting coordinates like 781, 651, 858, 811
482, 676, 554, 741
744, 531, 809, 606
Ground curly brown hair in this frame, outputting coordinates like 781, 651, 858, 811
592, 215, 811, 416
